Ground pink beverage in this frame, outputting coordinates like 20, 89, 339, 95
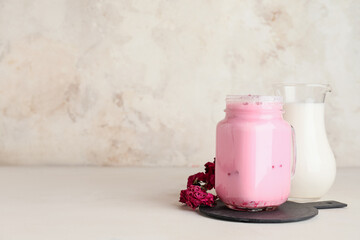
215, 95, 295, 211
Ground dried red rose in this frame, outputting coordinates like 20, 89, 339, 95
179, 185, 216, 209
204, 161, 215, 175
204, 161, 215, 190
205, 173, 215, 190
187, 172, 207, 188
180, 159, 217, 209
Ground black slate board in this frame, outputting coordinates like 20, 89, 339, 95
199, 200, 347, 223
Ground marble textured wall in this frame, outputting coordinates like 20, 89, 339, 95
0, 0, 359, 166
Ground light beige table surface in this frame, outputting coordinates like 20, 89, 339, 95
0, 167, 358, 240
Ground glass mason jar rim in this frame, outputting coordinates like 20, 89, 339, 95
226, 95, 283, 103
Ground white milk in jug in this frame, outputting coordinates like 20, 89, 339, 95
283, 102, 336, 199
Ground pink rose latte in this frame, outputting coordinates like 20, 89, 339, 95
215, 95, 295, 211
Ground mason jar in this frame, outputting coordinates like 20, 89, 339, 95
215, 95, 296, 211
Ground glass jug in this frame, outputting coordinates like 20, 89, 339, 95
273, 84, 336, 200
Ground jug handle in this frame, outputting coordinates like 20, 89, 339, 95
291, 125, 297, 179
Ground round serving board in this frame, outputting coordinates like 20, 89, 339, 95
199, 200, 347, 223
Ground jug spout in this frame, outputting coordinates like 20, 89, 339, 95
273, 83, 331, 103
